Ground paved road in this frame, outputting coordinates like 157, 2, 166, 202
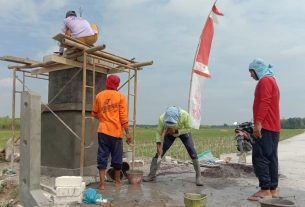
84, 132, 305, 207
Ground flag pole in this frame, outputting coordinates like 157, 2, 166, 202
187, 0, 218, 112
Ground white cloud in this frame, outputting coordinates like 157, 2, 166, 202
0, 77, 12, 88
0, 0, 67, 23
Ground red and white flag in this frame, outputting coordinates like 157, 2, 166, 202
189, 3, 223, 129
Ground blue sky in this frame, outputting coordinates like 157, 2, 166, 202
1, 0, 305, 125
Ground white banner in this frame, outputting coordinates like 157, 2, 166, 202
189, 72, 205, 129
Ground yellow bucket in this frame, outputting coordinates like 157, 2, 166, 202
184, 193, 207, 207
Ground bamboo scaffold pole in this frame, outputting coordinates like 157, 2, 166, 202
10, 69, 16, 172
131, 69, 138, 170
90, 57, 96, 150
80, 51, 87, 176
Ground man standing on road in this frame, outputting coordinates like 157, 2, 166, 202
247, 58, 281, 201
143, 106, 203, 186
92, 75, 132, 190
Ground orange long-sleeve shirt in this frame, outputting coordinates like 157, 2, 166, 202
92, 90, 129, 138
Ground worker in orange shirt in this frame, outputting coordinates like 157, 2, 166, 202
92, 75, 132, 190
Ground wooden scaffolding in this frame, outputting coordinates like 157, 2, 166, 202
0, 33, 153, 176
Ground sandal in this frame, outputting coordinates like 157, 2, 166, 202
248, 191, 272, 201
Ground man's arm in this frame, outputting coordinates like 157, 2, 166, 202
61, 19, 68, 34
253, 78, 273, 138
91, 95, 99, 119
155, 116, 165, 143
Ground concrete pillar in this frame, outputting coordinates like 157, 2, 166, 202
20, 91, 51, 207
41, 68, 107, 176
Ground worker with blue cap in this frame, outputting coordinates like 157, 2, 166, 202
247, 58, 280, 201
143, 106, 203, 186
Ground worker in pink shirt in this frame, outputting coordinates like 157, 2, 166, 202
59, 11, 99, 55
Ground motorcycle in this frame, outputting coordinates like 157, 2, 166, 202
234, 121, 255, 153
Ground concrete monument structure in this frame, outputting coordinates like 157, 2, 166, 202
41, 68, 106, 176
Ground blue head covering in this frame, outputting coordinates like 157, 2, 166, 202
249, 58, 275, 79
164, 106, 181, 127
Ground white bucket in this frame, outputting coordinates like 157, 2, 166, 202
123, 150, 132, 162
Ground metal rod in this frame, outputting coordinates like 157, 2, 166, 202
118, 74, 135, 91
42, 69, 82, 111
24, 74, 49, 80
22, 71, 25, 91
15, 75, 95, 150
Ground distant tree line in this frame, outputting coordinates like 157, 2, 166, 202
0, 117, 304, 130
280, 117, 305, 129
219, 118, 305, 129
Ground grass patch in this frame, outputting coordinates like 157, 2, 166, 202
127, 128, 304, 160
0, 130, 20, 150
0, 128, 303, 160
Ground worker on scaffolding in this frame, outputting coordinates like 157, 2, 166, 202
58, 10, 99, 55
92, 75, 132, 190
143, 106, 203, 186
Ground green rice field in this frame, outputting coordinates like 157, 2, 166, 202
0, 128, 303, 160
126, 128, 304, 159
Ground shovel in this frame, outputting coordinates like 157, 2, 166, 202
157, 130, 166, 165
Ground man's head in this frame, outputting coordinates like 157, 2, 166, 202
106, 75, 120, 90
164, 106, 181, 128
66, 10, 77, 18
249, 58, 274, 80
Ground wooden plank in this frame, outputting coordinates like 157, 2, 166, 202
53, 33, 91, 47
0, 56, 39, 64
31, 64, 73, 75
32, 55, 113, 75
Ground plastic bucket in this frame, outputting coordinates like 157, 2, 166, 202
184, 193, 207, 207
123, 150, 133, 162
126, 170, 143, 185
259, 198, 296, 207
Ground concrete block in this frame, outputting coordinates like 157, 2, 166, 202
55, 176, 82, 187
56, 186, 82, 197
81, 182, 86, 191
54, 196, 80, 204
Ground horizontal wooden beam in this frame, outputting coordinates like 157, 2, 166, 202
129, 61, 154, 68
0, 56, 39, 65
85, 45, 106, 53
62, 39, 133, 65
31, 55, 122, 75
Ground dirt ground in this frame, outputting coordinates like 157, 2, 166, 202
1, 132, 305, 207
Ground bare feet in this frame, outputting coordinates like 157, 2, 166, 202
248, 190, 272, 201
271, 189, 279, 198
115, 181, 123, 188
98, 183, 105, 190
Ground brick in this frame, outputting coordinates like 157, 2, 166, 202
55, 176, 82, 187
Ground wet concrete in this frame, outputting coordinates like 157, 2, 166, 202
83, 132, 305, 207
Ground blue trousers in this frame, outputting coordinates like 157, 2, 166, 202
252, 129, 279, 190
97, 133, 123, 170
154, 132, 198, 160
